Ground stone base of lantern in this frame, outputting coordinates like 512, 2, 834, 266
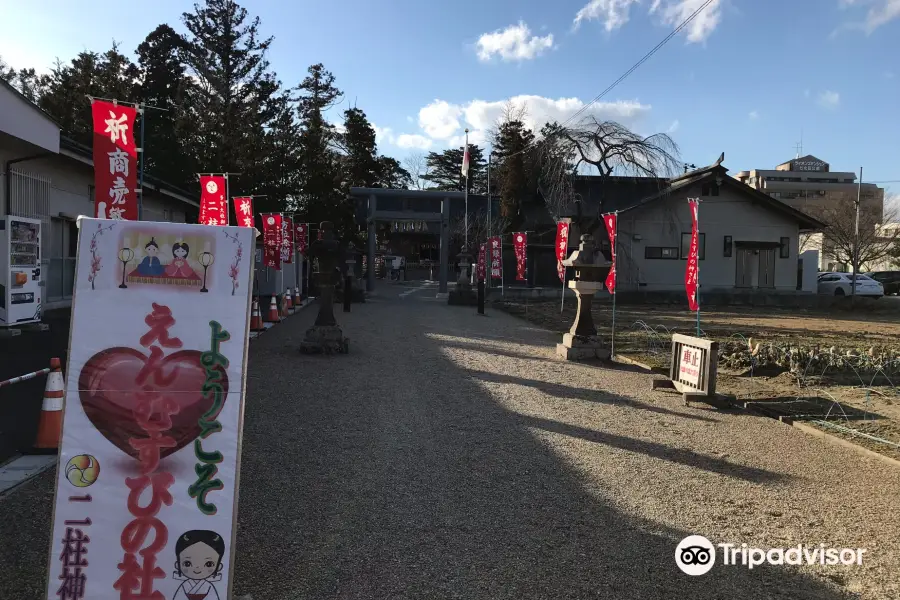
556, 333, 610, 361
300, 325, 349, 354
448, 286, 478, 306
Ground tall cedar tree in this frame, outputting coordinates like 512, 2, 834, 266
376, 157, 412, 189
135, 25, 195, 190
180, 0, 280, 197
423, 145, 487, 193
259, 90, 304, 215
491, 120, 536, 227
339, 107, 380, 189
296, 63, 345, 233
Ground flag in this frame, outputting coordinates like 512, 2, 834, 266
296, 222, 308, 255
461, 144, 470, 177
234, 196, 254, 228
555, 221, 570, 282
199, 176, 227, 225
685, 199, 700, 311
513, 232, 527, 281
489, 236, 502, 279
90, 100, 138, 221
280, 215, 294, 264
262, 213, 282, 270
477, 243, 487, 281
603, 213, 617, 294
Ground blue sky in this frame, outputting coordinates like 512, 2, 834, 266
1, 0, 898, 195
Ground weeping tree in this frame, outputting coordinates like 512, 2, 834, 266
536, 116, 681, 235
450, 209, 511, 256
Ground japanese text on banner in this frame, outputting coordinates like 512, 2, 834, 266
604, 214, 617, 294
489, 236, 502, 279
280, 216, 294, 264
512, 232, 527, 281
684, 199, 700, 311
262, 213, 282, 270
477, 243, 487, 281
555, 222, 569, 283
199, 176, 227, 226
91, 100, 138, 221
234, 197, 254, 228
295, 223, 308, 255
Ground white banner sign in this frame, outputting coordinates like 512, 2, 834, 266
679, 347, 702, 388
46, 218, 254, 600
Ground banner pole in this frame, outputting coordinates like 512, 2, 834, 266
696, 201, 701, 337
138, 104, 146, 221
610, 212, 618, 357
560, 267, 565, 314
500, 236, 504, 296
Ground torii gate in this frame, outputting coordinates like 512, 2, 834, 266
350, 187, 463, 298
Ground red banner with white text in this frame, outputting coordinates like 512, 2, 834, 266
685, 199, 700, 311
262, 213, 282, 270
234, 196, 254, 228
477, 243, 487, 281
512, 232, 527, 281
295, 222, 308, 255
199, 176, 228, 225
91, 100, 138, 220
488, 236, 502, 279
281, 215, 294, 264
604, 213, 617, 294
555, 221, 570, 282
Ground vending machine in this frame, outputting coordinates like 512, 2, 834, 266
0, 215, 43, 326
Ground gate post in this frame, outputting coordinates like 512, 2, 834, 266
367, 194, 376, 293
438, 196, 450, 296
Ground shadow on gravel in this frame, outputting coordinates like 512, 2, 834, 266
226, 303, 852, 600
464, 368, 719, 424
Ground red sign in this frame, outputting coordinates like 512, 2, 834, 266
318, 228, 323, 241
604, 213, 617, 294
685, 199, 700, 311
198, 175, 227, 225
91, 100, 138, 221
477, 243, 487, 281
296, 222, 308, 255
234, 196, 254, 228
512, 232, 527, 281
262, 213, 282, 270
281, 216, 294, 264
488, 236, 502, 279
555, 222, 570, 282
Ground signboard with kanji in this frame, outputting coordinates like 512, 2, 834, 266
669, 333, 718, 396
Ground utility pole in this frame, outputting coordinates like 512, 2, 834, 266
852, 166, 862, 301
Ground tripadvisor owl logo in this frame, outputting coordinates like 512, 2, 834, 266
675, 535, 715, 576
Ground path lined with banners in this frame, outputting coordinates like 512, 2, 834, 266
2, 287, 900, 598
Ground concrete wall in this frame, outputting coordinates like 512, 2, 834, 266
616, 183, 801, 292
0, 83, 59, 154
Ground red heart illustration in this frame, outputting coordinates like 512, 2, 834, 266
78, 347, 228, 459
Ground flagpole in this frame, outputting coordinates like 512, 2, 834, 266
610, 211, 618, 358
463, 128, 469, 252
137, 104, 145, 221
696, 202, 701, 337
486, 153, 491, 291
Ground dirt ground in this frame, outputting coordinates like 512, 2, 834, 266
497, 298, 900, 461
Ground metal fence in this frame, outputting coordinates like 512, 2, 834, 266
8, 167, 52, 266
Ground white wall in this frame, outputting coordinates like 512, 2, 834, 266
617, 182, 801, 292
0, 83, 59, 153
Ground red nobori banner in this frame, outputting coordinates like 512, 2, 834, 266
280, 215, 294, 264
295, 222, 308, 255
199, 176, 228, 226
555, 221, 570, 282
91, 100, 138, 221
685, 199, 700, 311
477, 243, 487, 281
603, 213, 617, 294
488, 236, 502, 279
262, 213, 282, 270
512, 232, 527, 281
234, 196, 254, 228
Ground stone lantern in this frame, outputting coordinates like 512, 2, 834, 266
300, 221, 349, 354
556, 233, 611, 361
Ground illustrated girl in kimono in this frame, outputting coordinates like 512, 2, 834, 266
173, 530, 224, 600
164, 242, 199, 280
136, 238, 165, 276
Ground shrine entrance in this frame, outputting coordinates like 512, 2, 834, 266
350, 187, 461, 298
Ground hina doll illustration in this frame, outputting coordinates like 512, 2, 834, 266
136, 238, 165, 276
173, 530, 224, 600
164, 242, 200, 280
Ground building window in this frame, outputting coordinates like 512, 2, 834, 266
724, 235, 733, 257
780, 237, 790, 259
680, 233, 706, 260
88, 185, 95, 204
645, 247, 679, 259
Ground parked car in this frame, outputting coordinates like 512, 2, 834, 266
865, 271, 900, 295
817, 273, 884, 297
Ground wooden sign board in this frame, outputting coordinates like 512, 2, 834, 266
669, 333, 718, 397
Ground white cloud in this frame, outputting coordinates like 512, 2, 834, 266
837, 0, 900, 35
748, 110, 759, 119
418, 100, 464, 139
651, 0, 723, 43
476, 22, 555, 62
396, 134, 433, 150
373, 125, 395, 146
573, 0, 640, 31
667, 119, 680, 132
817, 90, 841, 109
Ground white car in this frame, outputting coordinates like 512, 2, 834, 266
817, 273, 884, 298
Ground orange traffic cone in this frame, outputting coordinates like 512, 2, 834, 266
280, 294, 290, 318
267, 296, 280, 322
33, 358, 64, 452
285, 288, 293, 310
250, 297, 264, 331
294, 286, 302, 305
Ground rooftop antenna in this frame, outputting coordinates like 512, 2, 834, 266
795, 129, 803, 158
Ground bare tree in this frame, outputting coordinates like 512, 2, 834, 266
536, 116, 680, 234
487, 99, 529, 148
450, 208, 510, 254
403, 151, 430, 190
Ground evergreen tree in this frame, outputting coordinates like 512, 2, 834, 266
423, 145, 486, 193
491, 120, 536, 226
376, 156, 412, 189
338, 107, 380, 189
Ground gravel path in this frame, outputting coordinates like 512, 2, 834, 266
2, 285, 899, 599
